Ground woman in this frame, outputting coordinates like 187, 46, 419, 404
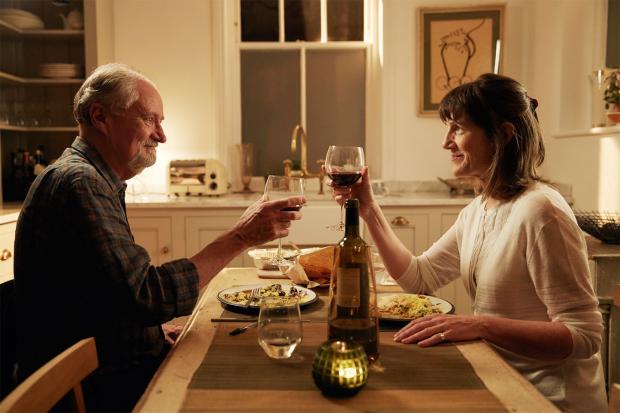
331, 74, 606, 412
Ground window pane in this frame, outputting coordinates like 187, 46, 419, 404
285, 0, 320, 42
306, 49, 366, 164
327, 0, 364, 41
241, 50, 301, 176
241, 0, 279, 42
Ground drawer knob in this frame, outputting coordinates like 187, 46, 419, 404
162, 246, 169, 254
391, 216, 411, 227
0, 249, 12, 261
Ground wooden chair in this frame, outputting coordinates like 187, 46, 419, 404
0, 338, 98, 413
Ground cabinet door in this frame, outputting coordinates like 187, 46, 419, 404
127, 217, 173, 266
383, 212, 429, 255
0, 222, 16, 284
185, 216, 246, 267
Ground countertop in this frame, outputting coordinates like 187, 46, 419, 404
0, 203, 21, 225
125, 191, 475, 209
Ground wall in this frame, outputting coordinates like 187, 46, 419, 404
381, 0, 618, 210
93, 0, 619, 209
93, 0, 217, 194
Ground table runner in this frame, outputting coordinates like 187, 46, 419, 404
183, 324, 507, 412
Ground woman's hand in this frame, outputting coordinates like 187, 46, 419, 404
393, 314, 485, 347
325, 166, 376, 219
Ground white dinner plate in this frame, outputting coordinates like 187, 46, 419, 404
377, 293, 454, 321
217, 283, 318, 309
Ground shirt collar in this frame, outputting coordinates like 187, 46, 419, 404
70, 136, 127, 195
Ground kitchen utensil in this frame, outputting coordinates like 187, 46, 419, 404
229, 321, 258, 336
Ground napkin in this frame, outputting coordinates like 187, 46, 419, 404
282, 260, 321, 289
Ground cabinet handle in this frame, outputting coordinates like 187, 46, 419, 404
391, 216, 411, 227
0, 249, 12, 261
162, 246, 169, 254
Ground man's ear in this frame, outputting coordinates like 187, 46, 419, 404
500, 122, 516, 143
89, 103, 109, 135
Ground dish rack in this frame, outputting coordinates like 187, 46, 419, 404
574, 211, 620, 244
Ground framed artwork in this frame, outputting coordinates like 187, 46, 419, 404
418, 5, 505, 115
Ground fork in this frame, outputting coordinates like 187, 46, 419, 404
244, 287, 261, 308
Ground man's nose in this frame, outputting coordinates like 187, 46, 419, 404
154, 123, 167, 143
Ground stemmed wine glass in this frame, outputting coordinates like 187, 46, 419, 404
324, 146, 365, 231
263, 175, 305, 270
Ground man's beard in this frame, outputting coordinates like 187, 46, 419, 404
128, 141, 157, 175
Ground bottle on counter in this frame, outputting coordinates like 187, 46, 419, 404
327, 198, 379, 362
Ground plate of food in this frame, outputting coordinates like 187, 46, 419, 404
377, 293, 454, 321
217, 283, 318, 309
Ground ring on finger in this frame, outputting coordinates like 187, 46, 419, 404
439, 332, 446, 342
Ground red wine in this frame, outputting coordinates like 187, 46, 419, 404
328, 172, 362, 187
328, 318, 379, 362
281, 205, 302, 212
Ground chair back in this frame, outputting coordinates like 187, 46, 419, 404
0, 337, 98, 413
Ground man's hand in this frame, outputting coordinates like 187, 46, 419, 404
162, 323, 184, 345
232, 195, 305, 248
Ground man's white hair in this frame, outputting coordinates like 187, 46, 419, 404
73, 63, 156, 125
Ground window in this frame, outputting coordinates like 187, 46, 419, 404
238, 0, 371, 177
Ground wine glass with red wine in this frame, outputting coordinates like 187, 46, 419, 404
263, 175, 305, 269
324, 146, 365, 231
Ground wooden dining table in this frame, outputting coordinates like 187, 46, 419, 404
133, 268, 559, 413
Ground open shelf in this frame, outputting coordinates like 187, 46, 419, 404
553, 125, 620, 139
0, 123, 77, 132
0, 19, 83, 39
0, 71, 84, 85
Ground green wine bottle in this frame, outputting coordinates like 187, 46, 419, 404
328, 198, 379, 362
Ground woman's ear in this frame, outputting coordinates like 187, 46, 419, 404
89, 103, 109, 135
500, 122, 516, 143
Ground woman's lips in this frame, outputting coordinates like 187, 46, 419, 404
451, 153, 464, 161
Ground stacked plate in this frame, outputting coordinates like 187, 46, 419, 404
38, 63, 83, 78
0, 8, 45, 30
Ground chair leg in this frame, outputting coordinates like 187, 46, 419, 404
70, 383, 87, 413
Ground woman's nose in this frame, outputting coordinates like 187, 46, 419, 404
442, 132, 453, 149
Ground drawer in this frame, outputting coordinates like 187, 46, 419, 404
0, 222, 16, 283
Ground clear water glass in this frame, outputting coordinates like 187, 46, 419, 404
258, 296, 303, 359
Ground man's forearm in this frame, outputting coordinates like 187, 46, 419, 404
190, 229, 247, 290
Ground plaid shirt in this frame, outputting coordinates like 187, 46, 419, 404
14, 137, 199, 377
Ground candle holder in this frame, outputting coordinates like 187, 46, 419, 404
312, 340, 368, 397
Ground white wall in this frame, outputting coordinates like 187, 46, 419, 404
93, 0, 619, 209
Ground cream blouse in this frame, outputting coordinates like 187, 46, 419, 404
396, 182, 607, 412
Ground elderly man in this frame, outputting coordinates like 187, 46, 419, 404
13, 63, 304, 412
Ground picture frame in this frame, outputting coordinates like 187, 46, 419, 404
418, 5, 505, 116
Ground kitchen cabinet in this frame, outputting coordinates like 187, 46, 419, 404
127, 216, 173, 266
376, 205, 473, 315
125, 201, 473, 314
0, 0, 86, 202
0, 217, 17, 284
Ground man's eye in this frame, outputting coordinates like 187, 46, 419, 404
142, 116, 155, 125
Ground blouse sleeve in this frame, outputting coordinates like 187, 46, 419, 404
396, 219, 463, 294
526, 206, 602, 359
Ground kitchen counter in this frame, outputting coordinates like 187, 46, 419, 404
125, 191, 475, 209
0, 204, 21, 225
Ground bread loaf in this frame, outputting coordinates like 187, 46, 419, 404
299, 246, 335, 283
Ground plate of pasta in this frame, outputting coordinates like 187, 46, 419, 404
377, 293, 454, 321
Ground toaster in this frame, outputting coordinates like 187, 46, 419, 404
168, 159, 229, 196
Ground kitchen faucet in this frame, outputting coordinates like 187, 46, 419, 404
283, 124, 325, 194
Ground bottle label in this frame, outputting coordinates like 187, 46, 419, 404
336, 267, 360, 308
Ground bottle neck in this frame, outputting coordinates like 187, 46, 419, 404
344, 204, 360, 238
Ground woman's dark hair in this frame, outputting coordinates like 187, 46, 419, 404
438, 73, 545, 200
